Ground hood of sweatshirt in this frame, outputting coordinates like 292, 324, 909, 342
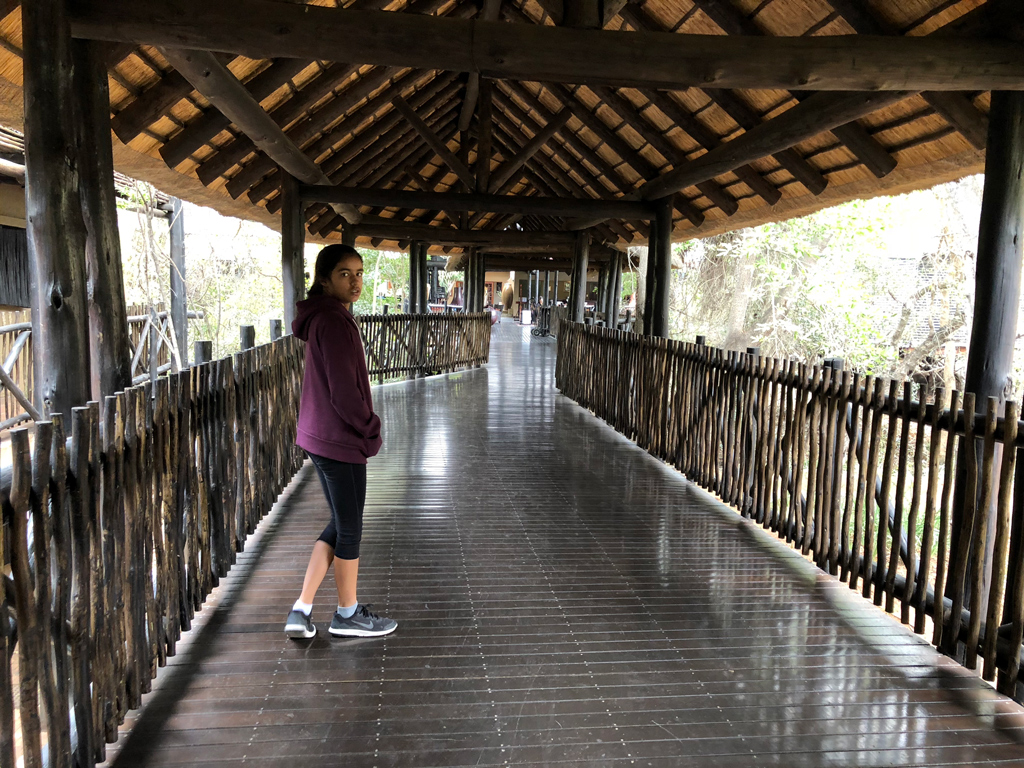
292, 294, 352, 341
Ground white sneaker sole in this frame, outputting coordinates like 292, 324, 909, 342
329, 623, 398, 638
284, 623, 316, 639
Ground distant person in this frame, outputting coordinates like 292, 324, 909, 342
284, 244, 397, 640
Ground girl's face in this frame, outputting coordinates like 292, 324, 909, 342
322, 255, 364, 306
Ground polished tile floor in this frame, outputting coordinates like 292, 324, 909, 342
107, 322, 1024, 766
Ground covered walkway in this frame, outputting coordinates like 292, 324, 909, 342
106, 324, 1024, 767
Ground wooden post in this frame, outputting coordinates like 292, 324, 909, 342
168, 197, 188, 365
409, 241, 421, 313
951, 92, 1024, 629
340, 223, 356, 247
75, 38, 132, 399
642, 226, 657, 336
149, 307, 160, 389
543, 270, 551, 307
269, 318, 283, 341
420, 243, 430, 311
280, 171, 305, 331
25, 0, 92, 417
570, 231, 589, 323
650, 195, 674, 338
465, 248, 475, 313
240, 325, 256, 350
193, 340, 212, 364
608, 252, 622, 328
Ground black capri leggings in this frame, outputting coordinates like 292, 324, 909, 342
309, 452, 366, 560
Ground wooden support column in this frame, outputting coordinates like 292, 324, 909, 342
168, 197, 188, 364
420, 243, 430, 310
74, 37, 132, 399
25, 0, 92, 418
409, 241, 421, 313
643, 228, 657, 336
609, 252, 622, 328
570, 232, 589, 323
280, 172, 305, 330
650, 196, 673, 338
950, 92, 1024, 637
543, 270, 551, 306
340, 223, 356, 247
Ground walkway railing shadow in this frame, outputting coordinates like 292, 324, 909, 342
557, 321, 1024, 705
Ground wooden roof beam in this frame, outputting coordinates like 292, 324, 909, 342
457, 0, 501, 132
618, 4, 828, 195
687, 0, 896, 179
639, 90, 909, 200
488, 107, 571, 193
394, 95, 475, 189
489, 123, 640, 241
214, 64, 399, 193
350, 219, 581, 246
159, 58, 311, 168
535, 0, 630, 28
158, 47, 361, 223
299, 184, 653, 219
70, 0, 1024, 92
253, 75, 461, 207
475, 78, 493, 193
826, 0, 989, 150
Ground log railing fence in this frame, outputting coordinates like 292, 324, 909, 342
1, 335, 305, 768
557, 321, 1024, 702
1, 311, 491, 767
0, 311, 35, 430
357, 312, 492, 383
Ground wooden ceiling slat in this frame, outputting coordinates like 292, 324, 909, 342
159, 58, 309, 168
488, 107, 570, 193
394, 94, 475, 188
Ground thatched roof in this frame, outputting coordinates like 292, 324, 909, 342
0, 0, 1012, 259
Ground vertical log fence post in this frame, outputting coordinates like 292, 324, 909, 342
270, 319, 283, 341
194, 340, 213, 365
240, 326, 256, 351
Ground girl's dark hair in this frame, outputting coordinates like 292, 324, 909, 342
307, 244, 362, 297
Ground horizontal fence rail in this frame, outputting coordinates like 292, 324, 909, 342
0, 335, 305, 768
557, 321, 1024, 702
357, 312, 492, 383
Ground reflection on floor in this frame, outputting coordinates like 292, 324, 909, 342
107, 321, 1024, 767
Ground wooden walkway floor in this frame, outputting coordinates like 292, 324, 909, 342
106, 322, 1024, 767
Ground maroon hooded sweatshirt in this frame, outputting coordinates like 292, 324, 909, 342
292, 295, 382, 464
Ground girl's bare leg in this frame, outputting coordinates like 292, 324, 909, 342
298, 541, 335, 604
334, 557, 359, 608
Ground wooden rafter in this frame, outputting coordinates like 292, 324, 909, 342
394, 95, 475, 189
157, 47, 362, 223
638, 90, 908, 200
488, 108, 570, 193
70, 0, 1024, 92
685, 0, 896, 179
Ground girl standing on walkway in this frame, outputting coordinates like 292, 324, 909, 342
284, 244, 397, 640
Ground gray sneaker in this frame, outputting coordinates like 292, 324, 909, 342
329, 604, 397, 637
284, 609, 316, 639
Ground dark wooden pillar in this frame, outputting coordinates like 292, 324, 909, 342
280, 171, 305, 331
420, 243, 430, 310
75, 39, 132, 400
650, 196, 674, 338
642, 228, 657, 336
570, 231, 589, 323
543, 270, 551, 306
951, 92, 1024, 640
340, 223, 356, 247
964, 92, 1024, 402
25, 0, 92, 417
194, 340, 213, 365
608, 251, 622, 328
240, 325, 256, 350
409, 241, 421, 313
168, 197, 188, 365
